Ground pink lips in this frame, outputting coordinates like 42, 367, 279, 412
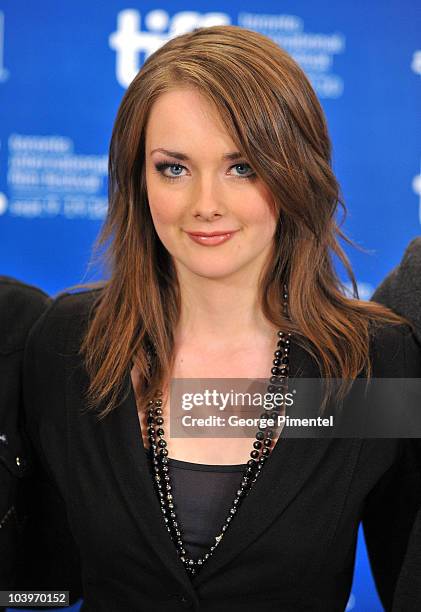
185, 230, 239, 246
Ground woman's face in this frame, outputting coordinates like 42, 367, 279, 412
145, 88, 278, 282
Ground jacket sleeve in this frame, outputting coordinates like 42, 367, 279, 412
15, 298, 83, 606
391, 506, 421, 610
362, 325, 421, 611
362, 439, 421, 610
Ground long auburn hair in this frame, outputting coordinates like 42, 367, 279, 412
79, 25, 406, 419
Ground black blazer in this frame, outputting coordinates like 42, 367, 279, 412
22, 290, 421, 612
0, 277, 50, 597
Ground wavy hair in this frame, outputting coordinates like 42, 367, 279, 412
79, 25, 407, 418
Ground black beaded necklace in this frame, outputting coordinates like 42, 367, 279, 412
144, 284, 291, 578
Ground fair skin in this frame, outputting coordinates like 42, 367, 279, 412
132, 87, 283, 464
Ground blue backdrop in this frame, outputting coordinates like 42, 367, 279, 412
1, 1, 420, 610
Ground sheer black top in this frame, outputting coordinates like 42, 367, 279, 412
145, 448, 247, 559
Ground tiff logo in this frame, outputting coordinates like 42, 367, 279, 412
109, 9, 230, 88
413, 160, 421, 226
410, 51, 421, 225
0, 11, 9, 82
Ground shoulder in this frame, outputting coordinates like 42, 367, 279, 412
372, 236, 421, 342
368, 320, 421, 377
374, 237, 421, 295
23, 288, 104, 425
44, 287, 102, 320
26, 286, 104, 356
0, 276, 50, 353
392, 236, 421, 284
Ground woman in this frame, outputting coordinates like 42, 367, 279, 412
23, 25, 421, 611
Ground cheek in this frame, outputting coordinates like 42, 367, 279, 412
239, 193, 278, 235
147, 182, 182, 227
149, 200, 174, 226
240, 180, 277, 223
148, 202, 179, 253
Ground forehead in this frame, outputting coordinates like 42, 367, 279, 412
145, 88, 237, 153
148, 88, 219, 120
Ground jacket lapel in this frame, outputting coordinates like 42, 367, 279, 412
193, 437, 332, 587
192, 340, 332, 586
99, 337, 333, 592
99, 377, 197, 597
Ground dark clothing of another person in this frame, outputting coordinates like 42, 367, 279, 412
0, 276, 83, 610
372, 236, 421, 611
0, 277, 50, 608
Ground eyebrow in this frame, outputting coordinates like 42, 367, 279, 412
150, 148, 244, 161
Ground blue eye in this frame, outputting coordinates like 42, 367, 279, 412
154, 160, 257, 182
154, 162, 185, 181
232, 163, 255, 177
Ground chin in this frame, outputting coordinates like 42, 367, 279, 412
176, 257, 251, 280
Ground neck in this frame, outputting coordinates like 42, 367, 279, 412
174, 270, 276, 349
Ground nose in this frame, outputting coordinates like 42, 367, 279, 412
191, 174, 225, 221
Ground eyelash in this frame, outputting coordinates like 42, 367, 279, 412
154, 161, 257, 182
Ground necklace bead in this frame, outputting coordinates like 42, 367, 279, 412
144, 284, 291, 577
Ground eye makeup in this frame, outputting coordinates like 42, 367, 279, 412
153, 160, 257, 182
